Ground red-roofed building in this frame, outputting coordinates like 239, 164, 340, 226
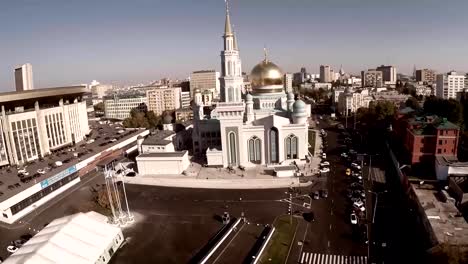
394, 110, 460, 165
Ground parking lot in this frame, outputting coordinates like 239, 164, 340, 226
0, 120, 143, 202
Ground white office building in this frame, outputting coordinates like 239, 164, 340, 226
146, 87, 181, 115
436, 71, 466, 99
90, 80, 113, 99
136, 128, 190, 175
180, 91, 191, 109
0, 86, 89, 166
103, 95, 148, 120
14, 63, 34, 92
337, 88, 371, 115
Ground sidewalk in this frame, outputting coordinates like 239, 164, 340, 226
124, 175, 312, 189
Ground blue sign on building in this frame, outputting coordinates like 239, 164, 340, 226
40, 165, 77, 189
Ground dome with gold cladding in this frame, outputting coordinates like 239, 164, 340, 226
250, 60, 284, 94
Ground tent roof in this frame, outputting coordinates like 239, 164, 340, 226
4, 211, 121, 264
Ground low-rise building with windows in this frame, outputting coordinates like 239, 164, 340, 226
103, 94, 147, 120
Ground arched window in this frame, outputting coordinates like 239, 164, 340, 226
248, 136, 261, 164
270, 128, 279, 163
228, 132, 237, 165
285, 134, 298, 159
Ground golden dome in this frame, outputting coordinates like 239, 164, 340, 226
250, 60, 284, 94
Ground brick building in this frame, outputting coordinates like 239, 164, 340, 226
394, 110, 460, 165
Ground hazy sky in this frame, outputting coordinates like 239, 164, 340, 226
1, 0, 467, 91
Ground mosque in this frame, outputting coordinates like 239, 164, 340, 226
192, 3, 310, 168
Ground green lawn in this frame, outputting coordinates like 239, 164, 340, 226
259, 215, 298, 264
308, 129, 316, 155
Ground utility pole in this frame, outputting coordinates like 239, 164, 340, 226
345, 110, 348, 128
354, 108, 357, 130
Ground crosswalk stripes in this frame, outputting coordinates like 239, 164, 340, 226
300, 252, 367, 264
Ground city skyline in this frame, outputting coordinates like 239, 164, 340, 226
1, 0, 467, 90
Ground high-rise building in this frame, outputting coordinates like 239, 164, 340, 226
104, 95, 148, 120
89, 80, 112, 99
320, 65, 331, 83
146, 87, 181, 115
15, 63, 34, 92
189, 70, 220, 98
416, 69, 436, 84
376, 65, 397, 85
436, 71, 466, 99
284, 73, 293, 93
361, 70, 383, 88
330, 69, 336, 82
180, 91, 191, 109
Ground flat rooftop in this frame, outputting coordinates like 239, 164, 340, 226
142, 130, 175, 145
436, 155, 468, 167
0, 86, 88, 104
138, 151, 187, 158
413, 184, 468, 246
0, 121, 145, 203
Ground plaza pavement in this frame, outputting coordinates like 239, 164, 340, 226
124, 175, 312, 189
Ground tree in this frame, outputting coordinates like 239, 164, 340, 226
147, 111, 161, 128
423, 96, 463, 125
405, 97, 421, 110
94, 102, 104, 112
459, 91, 468, 130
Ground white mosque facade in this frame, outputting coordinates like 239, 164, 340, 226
192, 5, 310, 168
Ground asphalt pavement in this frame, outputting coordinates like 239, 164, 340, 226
288, 116, 367, 264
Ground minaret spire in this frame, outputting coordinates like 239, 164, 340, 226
224, 0, 233, 36
233, 25, 239, 50
263, 46, 268, 63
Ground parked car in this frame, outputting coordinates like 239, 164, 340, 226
321, 153, 327, 159
320, 167, 330, 173
350, 213, 358, 224
37, 169, 45, 175
125, 172, 136, 177
312, 191, 320, 200
7, 245, 18, 253
55, 161, 63, 167
321, 189, 328, 198
320, 161, 330, 167
353, 201, 366, 212
352, 173, 362, 180
12, 239, 26, 247
20, 234, 32, 241
351, 162, 360, 168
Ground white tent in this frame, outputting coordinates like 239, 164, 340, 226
4, 211, 124, 264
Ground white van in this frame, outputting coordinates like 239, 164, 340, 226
55, 161, 63, 167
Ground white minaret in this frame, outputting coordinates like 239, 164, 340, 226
220, 1, 243, 103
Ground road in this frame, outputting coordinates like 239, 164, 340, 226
289, 116, 368, 264
0, 169, 295, 263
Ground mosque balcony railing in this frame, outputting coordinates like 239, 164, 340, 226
216, 102, 245, 111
